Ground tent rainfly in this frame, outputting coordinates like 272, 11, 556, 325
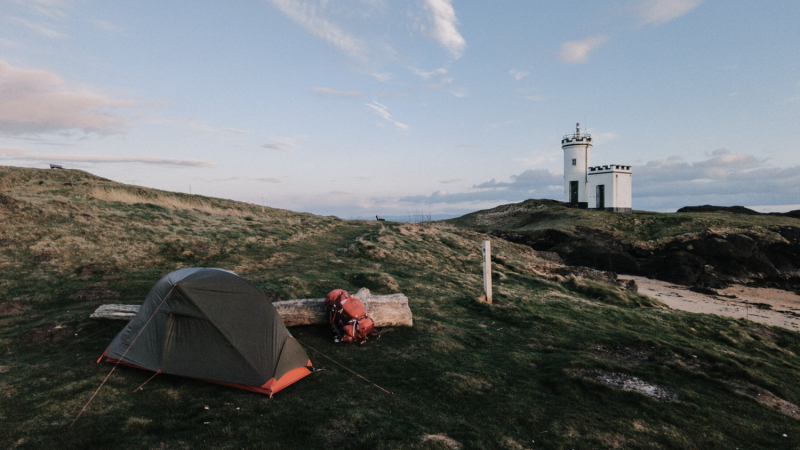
99, 268, 313, 395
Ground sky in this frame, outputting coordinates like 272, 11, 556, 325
1, 0, 799, 219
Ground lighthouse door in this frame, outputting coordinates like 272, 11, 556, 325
569, 181, 578, 203
596, 185, 605, 209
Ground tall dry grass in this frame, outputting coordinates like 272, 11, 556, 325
91, 187, 247, 217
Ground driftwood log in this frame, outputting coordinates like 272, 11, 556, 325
89, 288, 413, 327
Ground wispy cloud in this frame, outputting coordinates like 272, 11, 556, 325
313, 87, 365, 99
516, 88, 544, 101
221, 127, 248, 134
261, 137, 301, 151
371, 72, 392, 82
411, 67, 453, 88
364, 101, 408, 131
0, 147, 215, 167
14, 0, 70, 20
449, 87, 468, 98
10, 16, 66, 38
0, 60, 133, 135
266, 0, 368, 63
422, 0, 466, 59
440, 178, 464, 184
403, 168, 563, 204
559, 35, 608, 64
513, 152, 557, 167
90, 19, 121, 32
509, 69, 529, 81
194, 176, 281, 183
375, 91, 412, 99
638, 0, 702, 25
0, 39, 22, 47
591, 131, 618, 144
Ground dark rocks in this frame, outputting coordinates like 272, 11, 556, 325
687, 234, 757, 259
639, 251, 709, 286
677, 205, 761, 215
565, 245, 638, 274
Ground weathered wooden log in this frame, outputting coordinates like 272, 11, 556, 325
89, 304, 141, 320
89, 288, 413, 327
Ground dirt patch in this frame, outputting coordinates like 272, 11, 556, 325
502, 437, 530, 450
0, 301, 31, 317
32, 251, 53, 263
80, 264, 109, 276
728, 381, 800, 420
590, 345, 709, 372
191, 243, 211, 253
591, 345, 671, 367
0, 366, 8, 373
443, 372, 492, 393
124, 417, 152, 434
576, 370, 680, 402
421, 434, 462, 449
22, 325, 74, 344
0, 193, 18, 207
70, 286, 121, 301
745, 326, 780, 343
327, 420, 358, 443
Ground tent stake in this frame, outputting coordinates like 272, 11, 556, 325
131, 371, 160, 394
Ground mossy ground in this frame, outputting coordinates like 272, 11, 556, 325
447, 199, 798, 243
2, 167, 800, 449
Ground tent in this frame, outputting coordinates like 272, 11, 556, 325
99, 267, 313, 395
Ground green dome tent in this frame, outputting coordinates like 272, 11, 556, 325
99, 268, 313, 395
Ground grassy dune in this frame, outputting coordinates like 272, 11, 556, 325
2, 167, 800, 449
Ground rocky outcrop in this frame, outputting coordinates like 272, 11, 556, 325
496, 225, 800, 292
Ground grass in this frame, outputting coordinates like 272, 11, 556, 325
446, 198, 798, 244
2, 166, 800, 449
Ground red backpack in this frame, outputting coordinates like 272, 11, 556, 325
324, 289, 375, 343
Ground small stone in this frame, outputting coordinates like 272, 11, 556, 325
204, 405, 209, 410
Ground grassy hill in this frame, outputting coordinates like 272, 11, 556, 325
447, 199, 798, 243
2, 167, 800, 449
448, 199, 800, 290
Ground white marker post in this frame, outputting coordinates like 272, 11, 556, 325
482, 240, 492, 305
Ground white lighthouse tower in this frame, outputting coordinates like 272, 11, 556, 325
561, 122, 633, 212
562, 123, 592, 207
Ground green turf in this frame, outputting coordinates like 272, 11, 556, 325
2, 167, 800, 449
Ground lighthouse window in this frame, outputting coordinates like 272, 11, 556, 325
572, 159, 576, 166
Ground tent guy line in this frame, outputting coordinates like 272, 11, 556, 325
70, 284, 176, 428
296, 339, 394, 396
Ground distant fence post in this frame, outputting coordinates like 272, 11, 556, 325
482, 240, 492, 305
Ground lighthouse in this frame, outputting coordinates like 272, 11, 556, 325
561, 123, 632, 212
562, 123, 592, 207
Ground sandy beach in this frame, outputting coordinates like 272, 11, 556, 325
620, 275, 800, 331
